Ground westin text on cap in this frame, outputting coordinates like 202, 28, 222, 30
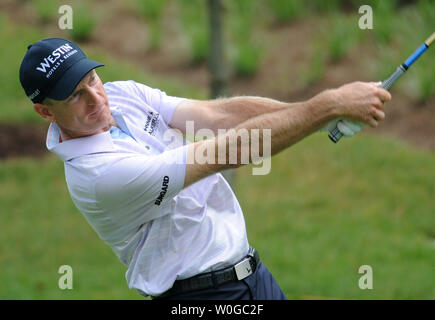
19, 38, 104, 103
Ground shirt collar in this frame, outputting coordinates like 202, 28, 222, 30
46, 118, 116, 162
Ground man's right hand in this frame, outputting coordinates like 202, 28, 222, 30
328, 81, 392, 128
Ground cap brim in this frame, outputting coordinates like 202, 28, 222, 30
46, 58, 104, 101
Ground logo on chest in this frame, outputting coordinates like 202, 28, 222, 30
144, 111, 160, 136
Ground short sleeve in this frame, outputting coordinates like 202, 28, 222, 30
132, 81, 186, 125
94, 145, 187, 223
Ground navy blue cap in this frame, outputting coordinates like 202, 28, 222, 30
19, 38, 104, 103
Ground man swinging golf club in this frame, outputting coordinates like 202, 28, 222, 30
19, 38, 391, 299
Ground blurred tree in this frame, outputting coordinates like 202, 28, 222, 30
207, 0, 235, 185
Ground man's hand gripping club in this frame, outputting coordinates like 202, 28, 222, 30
320, 82, 391, 137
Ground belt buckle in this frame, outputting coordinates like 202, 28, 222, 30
234, 257, 253, 280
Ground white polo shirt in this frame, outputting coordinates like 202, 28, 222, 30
46, 80, 249, 297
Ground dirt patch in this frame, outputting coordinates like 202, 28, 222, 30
0, 124, 49, 160
374, 95, 435, 151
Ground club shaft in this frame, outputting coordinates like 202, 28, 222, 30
328, 32, 434, 144
425, 32, 435, 46
381, 65, 406, 90
404, 43, 429, 68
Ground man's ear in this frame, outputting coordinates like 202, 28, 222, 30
34, 103, 56, 123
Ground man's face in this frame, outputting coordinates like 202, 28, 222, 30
36, 70, 112, 139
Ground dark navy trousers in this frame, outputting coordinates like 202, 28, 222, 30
154, 262, 287, 300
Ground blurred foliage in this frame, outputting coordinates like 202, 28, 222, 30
33, 0, 58, 23
68, 2, 96, 42
137, 0, 166, 20
268, 0, 306, 23
372, 0, 398, 44
228, 0, 262, 76
309, 0, 344, 13
302, 43, 325, 86
371, 1, 435, 101
179, 0, 209, 64
234, 41, 262, 77
326, 13, 361, 63
124, 0, 434, 100
136, 0, 167, 51
418, 0, 435, 36
0, 13, 44, 123
3, 0, 434, 102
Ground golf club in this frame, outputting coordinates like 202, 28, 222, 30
328, 31, 435, 143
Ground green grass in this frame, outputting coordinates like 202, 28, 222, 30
1, 133, 434, 299
235, 133, 435, 299
0, 156, 143, 299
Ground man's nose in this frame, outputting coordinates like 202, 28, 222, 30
85, 86, 101, 106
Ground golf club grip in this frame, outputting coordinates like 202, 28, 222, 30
328, 66, 405, 143
381, 65, 406, 90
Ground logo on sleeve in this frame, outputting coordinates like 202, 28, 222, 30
144, 111, 160, 136
154, 176, 170, 206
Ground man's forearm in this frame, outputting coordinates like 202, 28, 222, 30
205, 96, 292, 132
184, 90, 337, 187
226, 91, 337, 159
171, 96, 294, 135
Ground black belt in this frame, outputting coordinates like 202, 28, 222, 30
153, 247, 260, 299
